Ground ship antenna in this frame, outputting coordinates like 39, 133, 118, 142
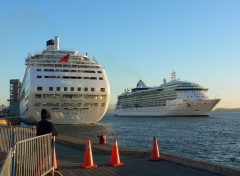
171, 71, 176, 81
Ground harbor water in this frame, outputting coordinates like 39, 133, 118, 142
57, 111, 240, 169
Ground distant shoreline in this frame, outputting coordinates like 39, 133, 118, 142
214, 108, 240, 112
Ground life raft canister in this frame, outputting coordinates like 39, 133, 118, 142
97, 134, 107, 144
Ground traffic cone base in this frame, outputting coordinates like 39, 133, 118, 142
109, 162, 124, 167
81, 164, 97, 168
149, 157, 160, 161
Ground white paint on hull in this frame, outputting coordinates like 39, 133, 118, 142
21, 107, 107, 124
115, 99, 220, 117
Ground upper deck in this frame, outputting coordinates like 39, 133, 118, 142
25, 36, 102, 69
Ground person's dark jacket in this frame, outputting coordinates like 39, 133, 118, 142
37, 109, 58, 136
37, 119, 58, 136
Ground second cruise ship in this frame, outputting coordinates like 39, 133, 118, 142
115, 71, 220, 117
20, 36, 110, 124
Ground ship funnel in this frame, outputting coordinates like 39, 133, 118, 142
55, 36, 60, 50
46, 39, 54, 50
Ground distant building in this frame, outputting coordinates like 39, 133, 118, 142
8, 79, 20, 116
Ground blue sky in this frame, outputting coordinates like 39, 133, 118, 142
0, 0, 240, 109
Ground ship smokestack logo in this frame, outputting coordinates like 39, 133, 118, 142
46, 36, 60, 50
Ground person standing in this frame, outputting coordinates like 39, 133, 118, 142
37, 108, 58, 136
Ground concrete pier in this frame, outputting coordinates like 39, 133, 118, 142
55, 135, 240, 176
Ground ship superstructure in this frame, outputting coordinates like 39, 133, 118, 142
115, 71, 220, 116
20, 36, 110, 124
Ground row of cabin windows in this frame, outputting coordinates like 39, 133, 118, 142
35, 94, 106, 99
34, 102, 106, 108
187, 96, 205, 98
37, 86, 105, 92
118, 101, 166, 108
37, 76, 103, 80
179, 91, 203, 93
33, 64, 100, 69
37, 68, 102, 74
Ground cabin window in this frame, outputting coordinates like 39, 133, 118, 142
101, 103, 105, 107
49, 87, 53, 91
37, 76, 42, 78
78, 87, 81, 91
91, 88, 95, 92
99, 77, 103, 80
101, 88, 105, 92
35, 94, 42, 98
34, 103, 41, 107
84, 87, 88, 91
37, 87, 42, 91
82, 70, 95, 73
64, 87, 68, 91
42, 103, 59, 107
71, 87, 74, 91
98, 71, 102, 73
37, 69, 41, 71
62, 95, 72, 99
43, 94, 60, 98
57, 87, 60, 91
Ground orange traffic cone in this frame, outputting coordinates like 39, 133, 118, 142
54, 148, 58, 169
81, 139, 97, 168
109, 139, 124, 166
149, 136, 160, 161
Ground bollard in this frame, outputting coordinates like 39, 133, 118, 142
97, 135, 107, 144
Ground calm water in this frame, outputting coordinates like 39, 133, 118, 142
57, 112, 240, 169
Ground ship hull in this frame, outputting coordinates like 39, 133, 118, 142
115, 99, 220, 117
21, 107, 107, 124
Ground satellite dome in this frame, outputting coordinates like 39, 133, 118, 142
136, 80, 147, 88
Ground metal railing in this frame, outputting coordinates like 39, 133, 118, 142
0, 125, 12, 152
0, 125, 59, 176
12, 134, 54, 176
13, 126, 36, 144
0, 125, 36, 153
0, 150, 12, 176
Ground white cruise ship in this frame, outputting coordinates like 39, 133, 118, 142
20, 36, 110, 124
115, 71, 220, 117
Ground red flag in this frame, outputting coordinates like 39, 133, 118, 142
60, 54, 70, 62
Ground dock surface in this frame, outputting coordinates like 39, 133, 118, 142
56, 143, 221, 176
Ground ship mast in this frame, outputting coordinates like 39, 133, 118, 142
171, 71, 176, 81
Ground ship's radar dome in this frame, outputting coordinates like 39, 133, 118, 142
163, 78, 167, 84
136, 80, 147, 88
